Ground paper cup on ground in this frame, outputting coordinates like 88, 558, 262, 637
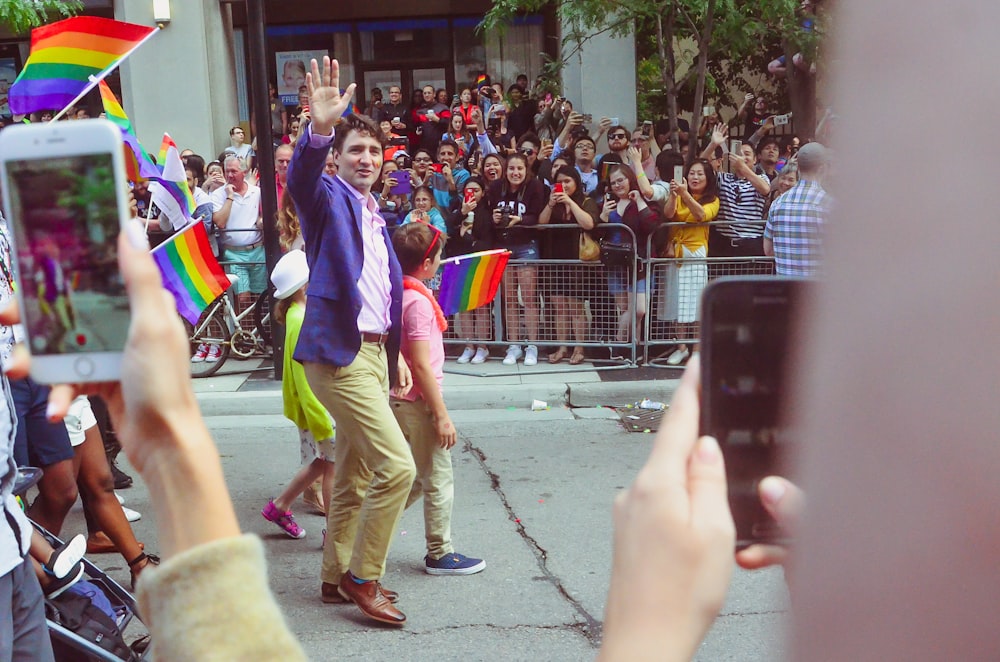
531, 399, 547, 411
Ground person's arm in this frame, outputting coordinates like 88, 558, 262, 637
627, 146, 655, 200
700, 123, 728, 160
737, 92, 754, 120
664, 183, 680, 219
730, 155, 771, 196
539, 191, 555, 225
567, 197, 599, 230
406, 339, 455, 449
747, 116, 775, 148
556, 112, 583, 149
212, 186, 236, 228
597, 359, 734, 662
763, 236, 774, 256
281, 107, 288, 135
286, 58, 354, 223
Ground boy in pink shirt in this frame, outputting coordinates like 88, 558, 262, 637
390, 222, 485, 576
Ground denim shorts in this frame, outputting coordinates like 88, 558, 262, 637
507, 241, 539, 261
607, 267, 653, 295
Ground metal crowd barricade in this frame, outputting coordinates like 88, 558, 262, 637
644, 220, 775, 367
443, 224, 639, 374
213, 226, 271, 338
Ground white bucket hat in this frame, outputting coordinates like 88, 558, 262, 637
271, 249, 309, 300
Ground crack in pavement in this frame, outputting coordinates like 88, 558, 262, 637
464, 438, 604, 648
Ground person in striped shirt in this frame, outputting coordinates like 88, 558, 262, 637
764, 142, 832, 276
701, 125, 771, 257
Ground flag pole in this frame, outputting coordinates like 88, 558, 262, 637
49, 27, 160, 123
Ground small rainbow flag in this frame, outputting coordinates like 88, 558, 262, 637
98, 80, 158, 182
437, 249, 511, 316
10, 17, 158, 115
475, 74, 489, 88
155, 133, 196, 216
152, 221, 231, 324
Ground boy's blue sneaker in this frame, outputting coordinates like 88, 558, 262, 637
424, 552, 486, 576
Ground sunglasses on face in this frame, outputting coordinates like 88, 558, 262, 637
519, 148, 536, 156
609, 133, 627, 140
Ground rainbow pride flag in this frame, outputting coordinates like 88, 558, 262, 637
152, 222, 231, 324
98, 80, 158, 182
154, 133, 196, 216
10, 17, 158, 115
437, 249, 511, 316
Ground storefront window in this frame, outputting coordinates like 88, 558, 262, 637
358, 19, 450, 65
483, 17, 544, 89
267, 24, 353, 105
452, 21, 486, 92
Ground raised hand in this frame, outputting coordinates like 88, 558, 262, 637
711, 123, 729, 146
306, 56, 357, 136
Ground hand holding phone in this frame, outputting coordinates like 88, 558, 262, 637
553, 183, 564, 194
390, 170, 412, 196
0, 119, 131, 383
700, 277, 805, 549
673, 165, 685, 185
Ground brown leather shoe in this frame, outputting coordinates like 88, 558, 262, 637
323, 579, 398, 603
337, 571, 406, 626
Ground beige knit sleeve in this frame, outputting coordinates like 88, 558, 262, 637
137, 534, 307, 661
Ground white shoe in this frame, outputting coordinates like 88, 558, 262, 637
502, 345, 523, 365
122, 506, 141, 522
115, 492, 124, 505
471, 347, 489, 364
666, 346, 690, 366
190, 343, 208, 363
456, 347, 476, 364
523, 345, 538, 366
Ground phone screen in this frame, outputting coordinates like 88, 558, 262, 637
4, 153, 127, 357
700, 278, 804, 548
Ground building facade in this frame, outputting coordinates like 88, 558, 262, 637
0, 1, 636, 159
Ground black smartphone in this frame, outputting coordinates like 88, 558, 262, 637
700, 277, 805, 549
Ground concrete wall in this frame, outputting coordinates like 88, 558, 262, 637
562, 25, 637, 135
113, 0, 238, 159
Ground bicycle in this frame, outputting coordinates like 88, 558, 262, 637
186, 276, 273, 378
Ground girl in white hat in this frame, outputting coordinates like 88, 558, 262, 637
260, 250, 336, 539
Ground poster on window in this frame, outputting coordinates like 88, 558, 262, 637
0, 58, 17, 117
276, 50, 328, 105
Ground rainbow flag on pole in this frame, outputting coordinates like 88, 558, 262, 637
150, 133, 196, 226
152, 222, 232, 324
97, 80, 158, 182
437, 249, 511, 316
9, 17, 158, 115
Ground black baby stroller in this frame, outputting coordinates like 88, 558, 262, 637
15, 467, 152, 661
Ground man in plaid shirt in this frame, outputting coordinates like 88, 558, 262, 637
764, 143, 832, 276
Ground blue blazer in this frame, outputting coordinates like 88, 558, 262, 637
286, 135, 403, 383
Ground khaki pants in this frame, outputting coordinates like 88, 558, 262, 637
391, 398, 455, 559
305, 343, 416, 582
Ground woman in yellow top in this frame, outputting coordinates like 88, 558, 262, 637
661, 157, 720, 365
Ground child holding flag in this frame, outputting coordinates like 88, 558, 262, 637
390, 223, 485, 575
260, 250, 336, 539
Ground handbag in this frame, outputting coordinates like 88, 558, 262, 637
599, 239, 633, 267
579, 231, 601, 261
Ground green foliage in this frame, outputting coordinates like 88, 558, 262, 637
0, 0, 82, 35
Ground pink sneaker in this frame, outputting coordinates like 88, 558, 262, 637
261, 499, 306, 539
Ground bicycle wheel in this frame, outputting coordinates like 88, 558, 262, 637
186, 309, 231, 378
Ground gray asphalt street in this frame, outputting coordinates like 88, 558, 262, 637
102, 386, 788, 661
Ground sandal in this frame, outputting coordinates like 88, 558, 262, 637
128, 552, 161, 591
569, 348, 586, 365
548, 347, 568, 364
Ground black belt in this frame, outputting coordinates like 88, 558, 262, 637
227, 241, 263, 251
361, 332, 389, 345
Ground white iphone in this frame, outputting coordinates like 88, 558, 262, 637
0, 119, 131, 383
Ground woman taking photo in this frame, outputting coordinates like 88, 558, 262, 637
600, 164, 662, 344
448, 176, 495, 364
446, 112, 476, 160
539, 165, 600, 364
488, 153, 547, 366
660, 158, 720, 365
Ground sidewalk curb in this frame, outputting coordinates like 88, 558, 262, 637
194, 378, 681, 415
